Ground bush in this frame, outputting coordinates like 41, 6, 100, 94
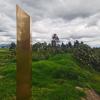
73, 44, 100, 71
54, 69, 79, 80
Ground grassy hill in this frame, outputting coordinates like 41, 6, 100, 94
0, 49, 100, 100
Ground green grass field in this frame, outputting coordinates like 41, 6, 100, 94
0, 49, 100, 100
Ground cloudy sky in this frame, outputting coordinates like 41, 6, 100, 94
0, 0, 100, 47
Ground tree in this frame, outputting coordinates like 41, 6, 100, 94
9, 42, 16, 50
9, 42, 16, 56
61, 42, 66, 51
67, 41, 72, 48
51, 34, 59, 47
74, 40, 80, 48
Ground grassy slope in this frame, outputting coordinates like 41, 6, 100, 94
0, 49, 100, 100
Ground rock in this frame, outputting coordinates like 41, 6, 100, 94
75, 86, 84, 92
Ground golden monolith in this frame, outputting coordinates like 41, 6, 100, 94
16, 5, 32, 100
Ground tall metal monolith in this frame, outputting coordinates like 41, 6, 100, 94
16, 5, 32, 100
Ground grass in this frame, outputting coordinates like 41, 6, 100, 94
0, 49, 100, 100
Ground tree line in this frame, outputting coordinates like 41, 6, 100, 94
9, 34, 100, 71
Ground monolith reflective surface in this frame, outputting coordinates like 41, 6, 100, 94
16, 5, 32, 100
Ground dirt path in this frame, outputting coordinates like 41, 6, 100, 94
76, 86, 100, 100
84, 89, 100, 100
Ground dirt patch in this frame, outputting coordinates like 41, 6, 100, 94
76, 86, 100, 100
84, 88, 100, 100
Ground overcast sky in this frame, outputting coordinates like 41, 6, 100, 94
0, 0, 100, 47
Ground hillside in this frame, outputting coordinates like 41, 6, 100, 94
0, 49, 100, 100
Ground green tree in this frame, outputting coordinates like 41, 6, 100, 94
9, 42, 16, 50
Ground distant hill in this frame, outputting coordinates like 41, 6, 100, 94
0, 44, 9, 48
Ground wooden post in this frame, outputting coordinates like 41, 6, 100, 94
16, 5, 32, 100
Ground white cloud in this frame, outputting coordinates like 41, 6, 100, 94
0, 0, 100, 47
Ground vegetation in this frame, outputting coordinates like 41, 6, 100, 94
0, 48, 100, 100
32, 38, 100, 71
0, 34, 100, 99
